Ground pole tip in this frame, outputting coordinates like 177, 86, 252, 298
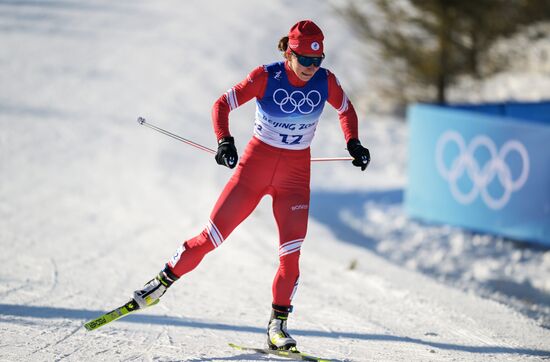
137, 117, 146, 125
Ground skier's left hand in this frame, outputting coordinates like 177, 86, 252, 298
347, 138, 370, 171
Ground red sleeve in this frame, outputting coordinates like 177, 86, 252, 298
212, 66, 268, 141
326, 70, 359, 142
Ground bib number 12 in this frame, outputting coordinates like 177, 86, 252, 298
280, 134, 303, 145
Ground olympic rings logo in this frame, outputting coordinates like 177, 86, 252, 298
435, 131, 529, 210
273, 88, 321, 114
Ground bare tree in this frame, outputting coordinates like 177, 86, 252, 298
337, 0, 550, 108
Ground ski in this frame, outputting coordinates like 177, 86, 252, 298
84, 299, 159, 331
229, 343, 331, 362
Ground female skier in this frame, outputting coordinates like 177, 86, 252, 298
132, 20, 371, 351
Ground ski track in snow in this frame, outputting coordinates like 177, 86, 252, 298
1, 1, 549, 361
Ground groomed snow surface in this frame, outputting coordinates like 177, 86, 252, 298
1, 1, 549, 361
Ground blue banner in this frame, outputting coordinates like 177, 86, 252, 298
448, 101, 550, 125
405, 103, 550, 246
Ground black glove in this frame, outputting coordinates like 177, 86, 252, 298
347, 138, 371, 171
215, 136, 238, 169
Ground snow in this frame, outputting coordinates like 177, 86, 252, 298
1, 1, 549, 361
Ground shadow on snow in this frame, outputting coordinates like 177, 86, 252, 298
309, 188, 403, 251
0, 303, 549, 357
309, 189, 550, 319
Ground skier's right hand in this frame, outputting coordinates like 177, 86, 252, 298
215, 136, 238, 169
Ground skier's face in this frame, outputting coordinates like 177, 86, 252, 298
288, 51, 322, 82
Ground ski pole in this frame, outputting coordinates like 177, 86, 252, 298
311, 156, 353, 162
137, 117, 353, 162
137, 117, 216, 154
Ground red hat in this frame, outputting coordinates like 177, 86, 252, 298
287, 20, 324, 56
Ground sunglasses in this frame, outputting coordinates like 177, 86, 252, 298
291, 50, 325, 67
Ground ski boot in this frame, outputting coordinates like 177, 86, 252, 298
267, 304, 297, 350
133, 264, 179, 309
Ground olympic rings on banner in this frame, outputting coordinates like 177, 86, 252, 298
435, 131, 529, 210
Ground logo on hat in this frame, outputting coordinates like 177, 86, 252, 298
311, 42, 320, 51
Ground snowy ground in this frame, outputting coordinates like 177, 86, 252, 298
1, 1, 549, 361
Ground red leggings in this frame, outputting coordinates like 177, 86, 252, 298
167, 137, 311, 307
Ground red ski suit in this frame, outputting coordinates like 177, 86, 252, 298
167, 61, 358, 307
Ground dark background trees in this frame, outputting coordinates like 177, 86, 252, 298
337, 0, 550, 110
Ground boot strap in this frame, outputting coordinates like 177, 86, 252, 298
272, 304, 293, 313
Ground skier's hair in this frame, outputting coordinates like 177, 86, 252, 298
278, 36, 289, 53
